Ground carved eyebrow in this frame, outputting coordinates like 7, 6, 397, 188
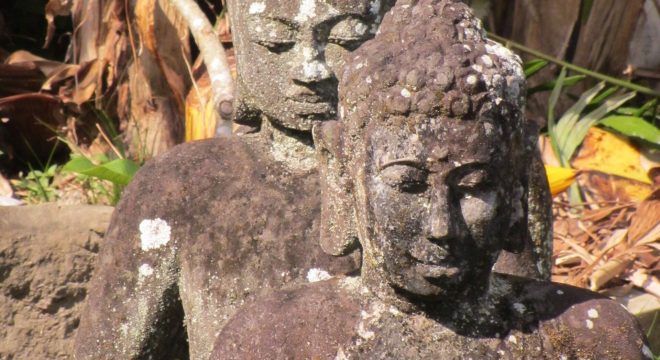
379, 157, 425, 170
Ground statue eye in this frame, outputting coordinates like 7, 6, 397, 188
328, 17, 372, 50
380, 165, 429, 194
454, 168, 490, 192
250, 20, 296, 53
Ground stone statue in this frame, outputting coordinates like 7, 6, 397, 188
210, 1, 651, 359
74, 2, 394, 359
75, 0, 551, 359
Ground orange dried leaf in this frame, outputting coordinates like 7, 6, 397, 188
572, 127, 653, 184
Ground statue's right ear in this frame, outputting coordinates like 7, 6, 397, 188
313, 121, 359, 256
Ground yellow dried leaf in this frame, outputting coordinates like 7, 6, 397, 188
185, 74, 216, 141
544, 165, 577, 196
572, 127, 653, 184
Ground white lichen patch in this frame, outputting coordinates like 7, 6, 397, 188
139, 218, 171, 250
307, 268, 332, 282
512, 302, 526, 314
480, 54, 493, 68
507, 335, 517, 344
249, 2, 266, 14
369, 0, 381, 15
587, 308, 599, 318
355, 22, 368, 35
585, 319, 594, 329
138, 263, 154, 278
642, 344, 653, 359
466, 75, 478, 85
400, 88, 411, 98
295, 0, 316, 23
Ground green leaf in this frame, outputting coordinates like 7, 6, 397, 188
64, 157, 139, 186
548, 67, 567, 165
554, 82, 606, 158
599, 116, 660, 145
524, 59, 548, 78
589, 86, 618, 105
562, 92, 636, 161
528, 75, 586, 95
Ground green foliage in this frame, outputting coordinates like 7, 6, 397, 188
599, 116, 660, 145
11, 164, 60, 203
63, 154, 140, 205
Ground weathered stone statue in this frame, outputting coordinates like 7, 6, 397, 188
210, 1, 651, 358
75, 0, 551, 359
74, 2, 393, 359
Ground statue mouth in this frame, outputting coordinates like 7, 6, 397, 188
415, 263, 460, 278
287, 97, 335, 115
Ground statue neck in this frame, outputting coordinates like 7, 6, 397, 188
261, 117, 317, 173
360, 265, 507, 336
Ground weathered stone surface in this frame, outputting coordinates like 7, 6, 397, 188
0, 204, 113, 360
212, 276, 650, 359
75, 1, 552, 359
74, 1, 394, 359
211, 1, 650, 358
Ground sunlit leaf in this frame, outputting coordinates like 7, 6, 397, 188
561, 91, 635, 162
599, 116, 660, 145
572, 128, 653, 184
64, 156, 139, 186
553, 82, 605, 161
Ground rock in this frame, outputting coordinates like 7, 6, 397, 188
0, 203, 112, 359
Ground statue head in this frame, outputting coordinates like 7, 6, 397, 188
226, 0, 394, 131
315, 0, 529, 301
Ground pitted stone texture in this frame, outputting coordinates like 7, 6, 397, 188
74, 135, 360, 360
211, 276, 650, 360
336, 0, 552, 280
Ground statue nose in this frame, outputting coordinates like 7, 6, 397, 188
290, 44, 332, 83
427, 188, 455, 242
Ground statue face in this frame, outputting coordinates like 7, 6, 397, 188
359, 117, 511, 299
229, 0, 385, 131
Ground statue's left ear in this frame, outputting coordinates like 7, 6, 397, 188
312, 121, 359, 256
501, 177, 527, 254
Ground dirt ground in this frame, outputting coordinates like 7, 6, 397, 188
0, 204, 113, 359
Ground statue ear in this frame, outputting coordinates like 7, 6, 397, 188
501, 178, 527, 254
313, 121, 359, 256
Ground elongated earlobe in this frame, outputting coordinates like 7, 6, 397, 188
313, 121, 359, 256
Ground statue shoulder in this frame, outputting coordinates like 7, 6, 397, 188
522, 281, 651, 359
210, 278, 361, 360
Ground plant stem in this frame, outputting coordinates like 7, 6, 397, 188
487, 32, 660, 98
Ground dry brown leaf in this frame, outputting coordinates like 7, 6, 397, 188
628, 190, 660, 243
582, 204, 631, 222
135, 0, 157, 55
44, 0, 73, 48
578, 171, 653, 203
633, 223, 660, 248
627, 270, 660, 298
538, 135, 560, 167
559, 235, 596, 264
589, 256, 634, 291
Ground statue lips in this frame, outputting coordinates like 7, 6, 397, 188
287, 96, 335, 115
409, 243, 461, 279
